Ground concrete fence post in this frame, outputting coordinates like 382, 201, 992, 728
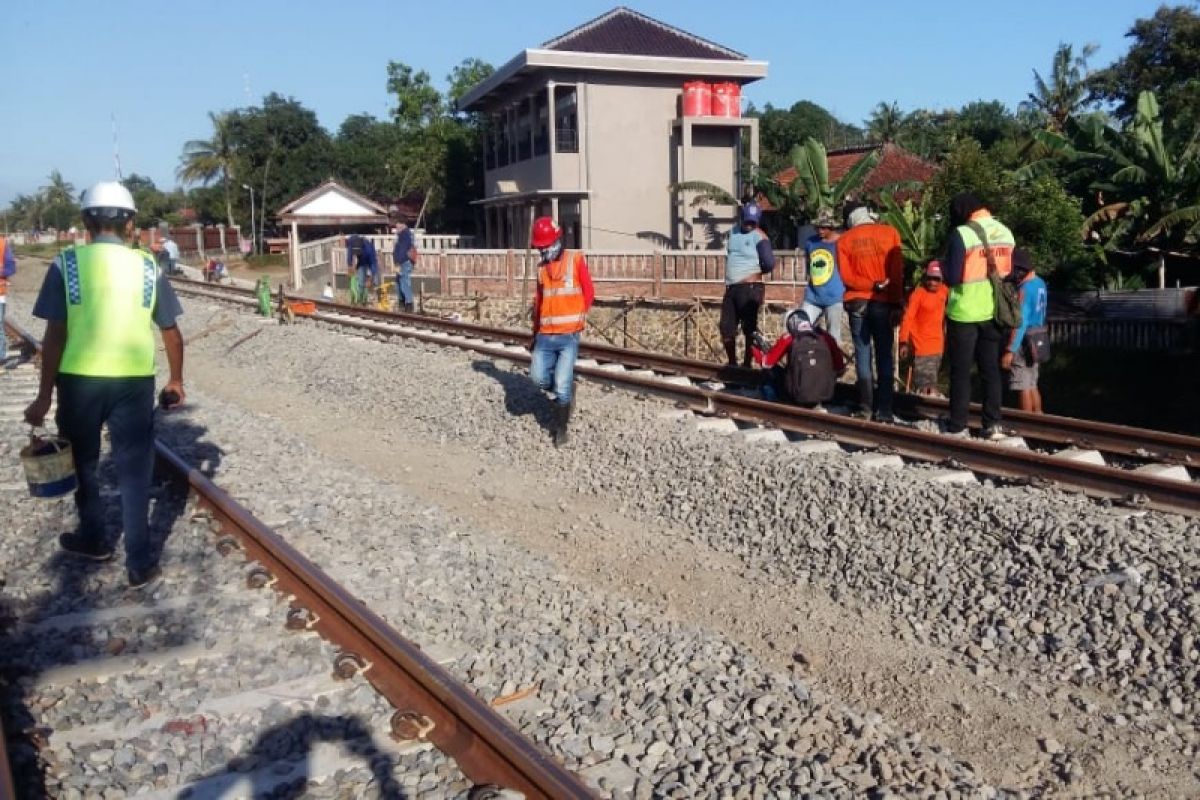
505, 249, 515, 297
438, 252, 449, 296
653, 251, 664, 299
217, 225, 226, 255
193, 223, 205, 259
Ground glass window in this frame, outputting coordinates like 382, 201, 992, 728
534, 93, 549, 157
555, 86, 578, 154
516, 97, 532, 161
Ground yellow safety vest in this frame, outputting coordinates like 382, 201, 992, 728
59, 243, 157, 377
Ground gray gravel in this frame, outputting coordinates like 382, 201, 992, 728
7, 287, 1200, 797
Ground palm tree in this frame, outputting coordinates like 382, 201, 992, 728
40, 169, 75, 207
177, 111, 237, 228
1025, 43, 1098, 132
866, 102, 904, 144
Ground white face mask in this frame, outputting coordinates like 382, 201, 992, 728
539, 240, 563, 263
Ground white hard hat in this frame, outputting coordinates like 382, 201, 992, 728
81, 181, 137, 219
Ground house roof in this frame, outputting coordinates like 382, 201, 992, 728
458, 7, 765, 112
277, 179, 390, 224
774, 144, 937, 197
543, 7, 744, 60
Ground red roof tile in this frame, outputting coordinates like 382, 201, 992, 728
773, 144, 937, 197
543, 7, 744, 61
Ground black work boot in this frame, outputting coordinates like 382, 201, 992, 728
855, 378, 873, 418
553, 402, 573, 447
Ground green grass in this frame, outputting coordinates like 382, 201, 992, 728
242, 254, 288, 269
13, 242, 72, 258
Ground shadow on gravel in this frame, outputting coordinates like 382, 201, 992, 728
471, 360, 556, 437
152, 411, 224, 568
185, 712, 407, 799
0, 416, 219, 798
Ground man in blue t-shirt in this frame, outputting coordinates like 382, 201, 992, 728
346, 234, 379, 303
800, 208, 846, 346
1002, 248, 1048, 413
392, 219, 418, 312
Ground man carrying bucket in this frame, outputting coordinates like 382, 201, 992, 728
24, 181, 185, 590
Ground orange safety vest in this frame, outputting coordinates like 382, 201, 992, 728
537, 250, 586, 334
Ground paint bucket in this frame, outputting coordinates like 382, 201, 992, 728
20, 432, 77, 498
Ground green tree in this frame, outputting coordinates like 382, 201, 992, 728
1024, 42, 1098, 132
447, 58, 495, 114
39, 169, 78, 230
122, 174, 180, 228
951, 100, 1020, 151
996, 176, 1095, 286
386, 62, 443, 131
866, 101, 904, 144
1088, 5, 1200, 147
751, 101, 863, 174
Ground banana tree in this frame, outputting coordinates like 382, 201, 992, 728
671, 137, 882, 233
878, 183, 940, 269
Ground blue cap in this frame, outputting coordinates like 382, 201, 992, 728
741, 202, 762, 225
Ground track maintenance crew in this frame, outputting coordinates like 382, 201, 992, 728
24, 182, 185, 590
1003, 248, 1048, 413
837, 205, 904, 422
722, 202, 775, 367
393, 218, 418, 312
0, 233, 15, 365
346, 234, 379, 304
528, 216, 594, 447
800, 208, 845, 346
898, 260, 949, 395
943, 192, 1015, 439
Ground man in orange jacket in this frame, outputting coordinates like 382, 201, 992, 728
837, 206, 904, 421
898, 261, 949, 395
529, 216, 594, 447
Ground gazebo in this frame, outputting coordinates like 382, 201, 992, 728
277, 179, 390, 286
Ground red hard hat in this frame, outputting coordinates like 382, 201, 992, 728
530, 216, 561, 248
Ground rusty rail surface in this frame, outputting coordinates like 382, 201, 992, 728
2, 317, 595, 800
172, 280, 1200, 515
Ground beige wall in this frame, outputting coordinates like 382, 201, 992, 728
479, 70, 752, 251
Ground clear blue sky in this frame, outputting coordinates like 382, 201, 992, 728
0, 0, 1172, 206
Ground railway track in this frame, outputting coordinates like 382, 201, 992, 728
1, 319, 594, 799
173, 277, 1200, 516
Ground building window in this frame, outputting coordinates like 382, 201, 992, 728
485, 118, 497, 170
559, 199, 582, 249
555, 86, 578, 154
496, 113, 510, 168
516, 98, 532, 162
534, 93, 549, 157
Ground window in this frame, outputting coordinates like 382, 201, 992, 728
497, 112, 510, 167
559, 199, 582, 249
555, 86, 578, 154
516, 98, 532, 161
534, 93, 549, 157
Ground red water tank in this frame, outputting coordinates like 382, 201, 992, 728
711, 82, 741, 118
682, 81, 712, 117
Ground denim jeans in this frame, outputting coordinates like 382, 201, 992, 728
800, 300, 844, 345
396, 260, 414, 306
848, 301, 896, 420
55, 375, 156, 572
530, 332, 580, 405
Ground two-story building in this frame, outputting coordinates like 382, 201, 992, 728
458, 7, 766, 251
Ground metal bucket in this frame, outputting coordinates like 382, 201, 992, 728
20, 432, 77, 498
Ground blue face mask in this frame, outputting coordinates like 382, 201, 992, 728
539, 240, 563, 263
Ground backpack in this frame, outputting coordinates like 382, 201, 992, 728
786, 332, 835, 405
967, 221, 1022, 330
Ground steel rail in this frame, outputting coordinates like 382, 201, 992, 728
2, 317, 595, 800
167, 287, 1200, 515
175, 278, 1200, 464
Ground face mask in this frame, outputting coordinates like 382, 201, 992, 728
539, 240, 563, 263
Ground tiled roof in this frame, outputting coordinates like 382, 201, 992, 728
542, 7, 744, 61
774, 144, 937, 197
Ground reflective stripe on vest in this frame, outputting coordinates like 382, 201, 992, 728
538, 251, 586, 334
947, 213, 1015, 324
59, 243, 157, 377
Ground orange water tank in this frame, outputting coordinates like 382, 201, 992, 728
682, 81, 712, 117
711, 82, 741, 117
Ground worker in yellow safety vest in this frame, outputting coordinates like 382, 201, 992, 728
528, 215, 595, 447
24, 181, 186, 590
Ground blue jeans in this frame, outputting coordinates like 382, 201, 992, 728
55, 375, 156, 572
848, 301, 896, 420
530, 332, 580, 406
800, 300, 844, 346
396, 261, 414, 306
